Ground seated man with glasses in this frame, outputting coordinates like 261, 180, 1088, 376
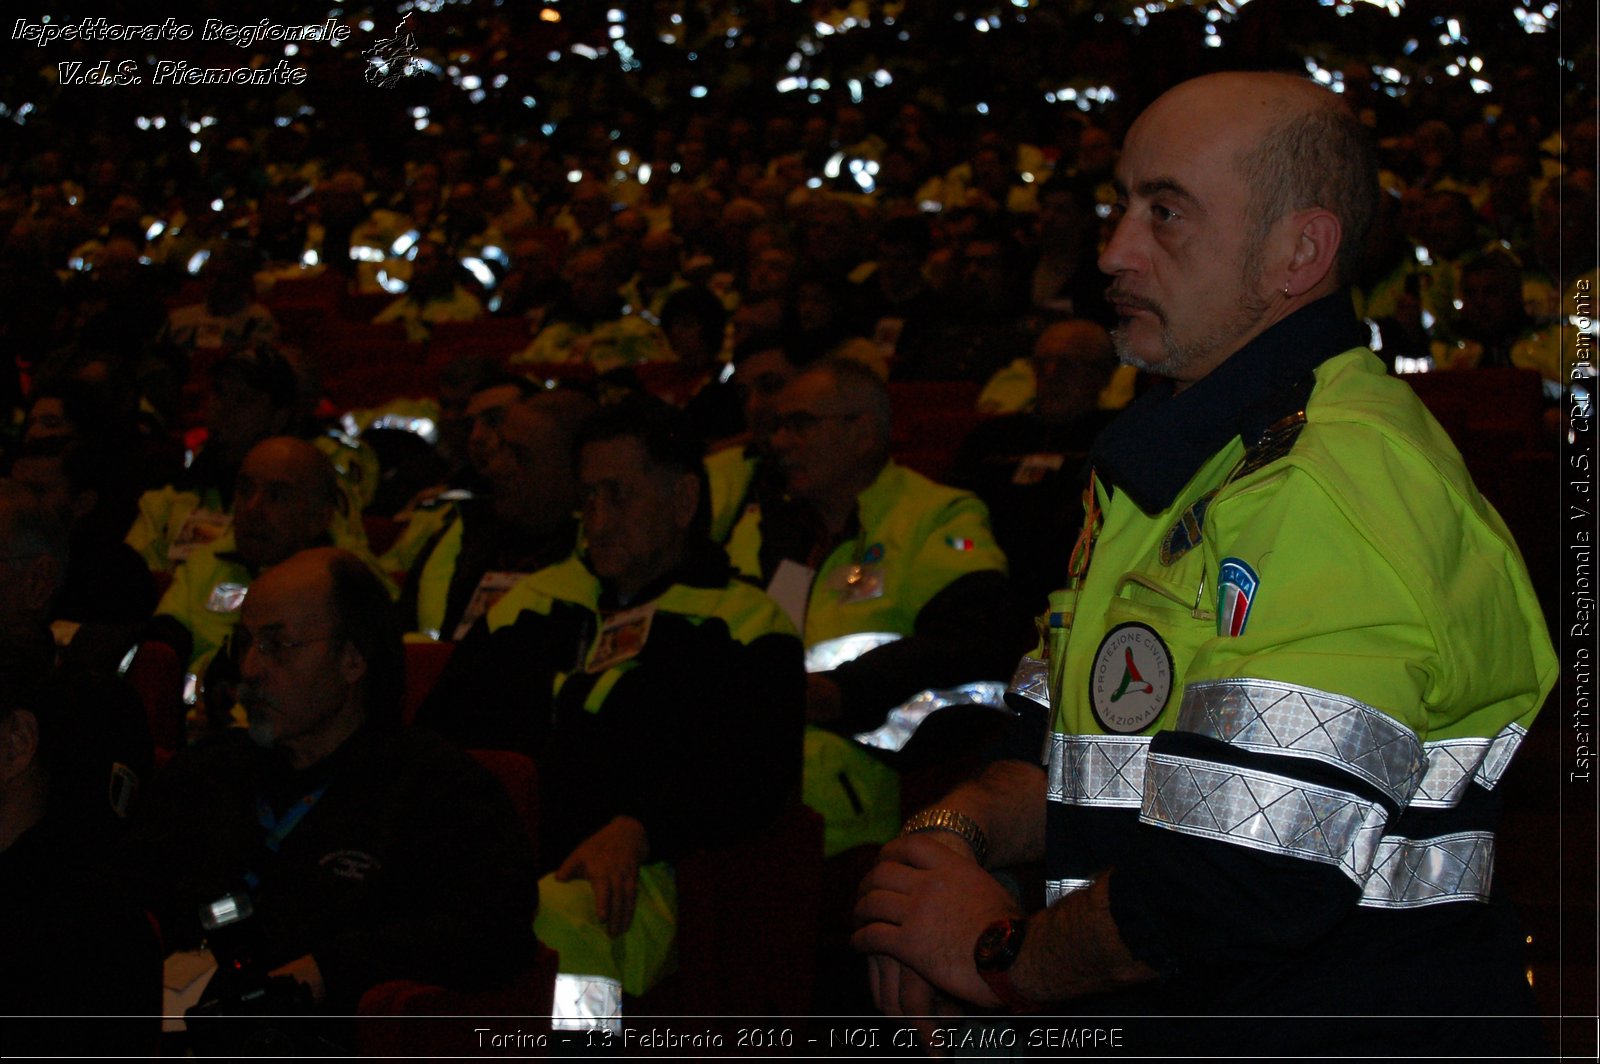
119, 548, 540, 1053
724, 358, 1030, 856
147, 437, 392, 739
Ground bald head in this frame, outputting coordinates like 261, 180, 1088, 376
482, 393, 587, 532
240, 547, 402, 765
1032, 320, 1116, 423
1101, 73, 1375, 384
1145, 73, 1376, 286
232, 437, 339, 569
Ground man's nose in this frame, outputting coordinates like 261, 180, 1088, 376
234, 486, 262, 518
1097, 215, 1142, 278
585, 499, 612, 536
238, 636, 264, 680
469, 419, 498, 455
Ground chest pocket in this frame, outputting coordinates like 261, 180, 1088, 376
1097, 561, 1215, 729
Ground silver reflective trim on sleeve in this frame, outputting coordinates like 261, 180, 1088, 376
1044, 878, 1094, 905
1360, 831, 1495, 908
1142, 752, 1388, 883
805, 632, 903, 673
853, 681, 1010, 752
1412, 723, 1529, 808
1007, 654, 1050, 710
1047, 733, 1150, 808
551, 973, 622, 1034
1179, 679, 1424, 807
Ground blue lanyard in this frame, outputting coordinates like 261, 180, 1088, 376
242, 787, 326, 892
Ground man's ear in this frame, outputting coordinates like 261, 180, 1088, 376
337, 640, 368, 688
313, 498, 340, 544
71, 487, 99, 525
670, 471, 701, 532
1283, 208, 1342, 297
0, 710, 41, 785
20, 555, 62, 616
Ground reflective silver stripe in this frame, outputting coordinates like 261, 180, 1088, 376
1412, 723, 1529, 807
1044, 878, 1094, 905
1359, 831, 1495, 908
551, 973, 622, 1033
1007, 654, 1050, 711
853, 681, 1011, 752
805, 632, 902, 673
1047, 733, 1150, 808
1143, 752, 1388, 883
1179, 679, 1424, 807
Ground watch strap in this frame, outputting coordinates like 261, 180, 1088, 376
975, 917, 1036, 1013
899, 808, 990, 866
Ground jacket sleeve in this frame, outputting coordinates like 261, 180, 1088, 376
612, 617, 806, 861
829, 569, 1031, 733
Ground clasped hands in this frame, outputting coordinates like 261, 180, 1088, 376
852, 831, 1021, 1016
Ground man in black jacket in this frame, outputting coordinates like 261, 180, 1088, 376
120, 548, 539, 1048
419, 401, 805, 1029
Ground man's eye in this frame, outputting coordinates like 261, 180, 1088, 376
1152, 204, 1178, 222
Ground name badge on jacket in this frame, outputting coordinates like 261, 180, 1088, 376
586, 602, 656, 673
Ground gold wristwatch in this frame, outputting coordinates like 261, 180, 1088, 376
899, 808, 990, 867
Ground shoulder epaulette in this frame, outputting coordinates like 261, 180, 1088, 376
1229, 410, 1307, 483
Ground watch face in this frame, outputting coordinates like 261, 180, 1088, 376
975, 919, 1020, 971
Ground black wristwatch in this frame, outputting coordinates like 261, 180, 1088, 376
974, 916, 1034, 1012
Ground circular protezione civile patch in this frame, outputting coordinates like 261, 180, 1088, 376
1088, 622, 1173, 734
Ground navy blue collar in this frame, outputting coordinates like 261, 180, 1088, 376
1090, 291, 1366, 514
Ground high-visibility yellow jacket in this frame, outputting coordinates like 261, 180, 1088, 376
1023, 294, 1556, 1048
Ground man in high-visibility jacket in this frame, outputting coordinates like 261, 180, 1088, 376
126, 345, 373, 572
385, 379, 584, 640
725, 358, 1028, 856
149, 437, 392, 735
417, 400, 804, 1030
854, 72, 1557, 1057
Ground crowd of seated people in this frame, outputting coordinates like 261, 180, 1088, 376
0, 0, 1584, 1047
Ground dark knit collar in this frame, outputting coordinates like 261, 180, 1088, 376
594, 540, 734, 612
1090, 291, 1365, 513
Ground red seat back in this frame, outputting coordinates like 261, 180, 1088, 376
401, 641, 456, 726
123, 641, 186, 755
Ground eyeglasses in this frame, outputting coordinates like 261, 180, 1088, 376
233, 627, 344, 665
770, 410, 861, 436
471, 405, 510, 431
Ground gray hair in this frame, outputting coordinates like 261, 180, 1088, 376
1236, 87, 1379, 287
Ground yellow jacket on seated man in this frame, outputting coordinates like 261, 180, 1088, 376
723, 359, 1028, 857
147, 438, 393, 737
414, 401, 804, 1031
